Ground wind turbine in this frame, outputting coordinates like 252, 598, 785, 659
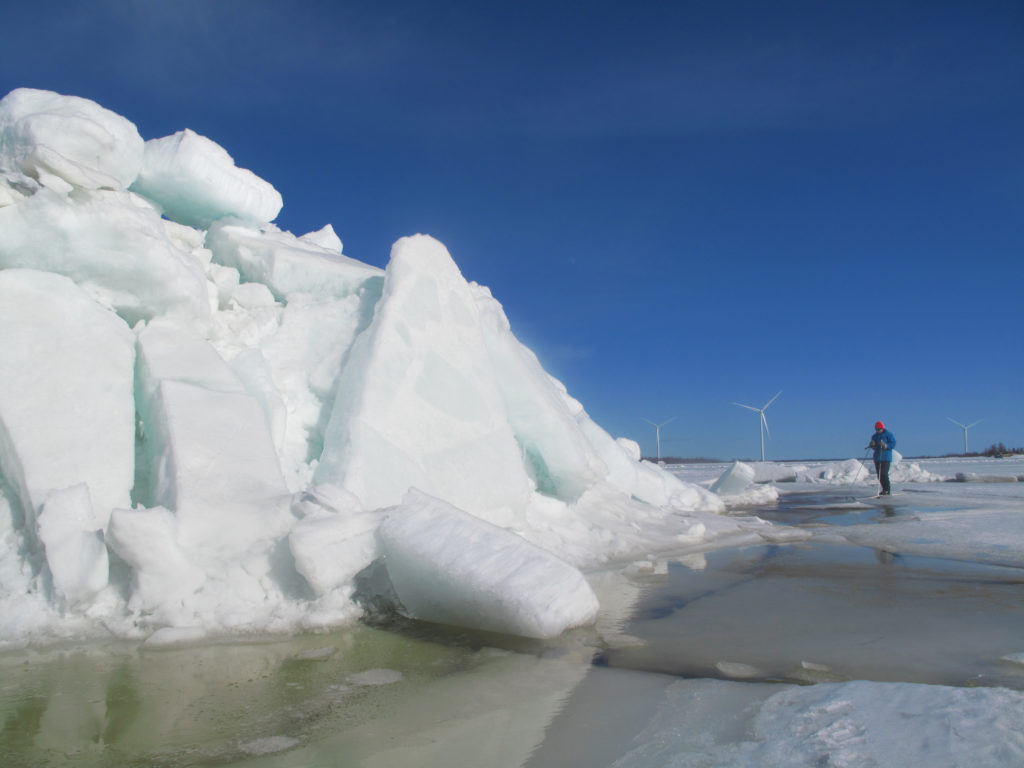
642, 417, 676, 462
733, 391, 781, 462
946, 417, 982, 455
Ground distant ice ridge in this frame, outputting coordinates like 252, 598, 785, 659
732, 453, 943, 485
790, 452, 943, 484
0, 88, 749, 646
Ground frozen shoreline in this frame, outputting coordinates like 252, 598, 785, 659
4, 463, 1024, 767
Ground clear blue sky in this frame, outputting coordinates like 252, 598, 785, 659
4, 1, 1022, 460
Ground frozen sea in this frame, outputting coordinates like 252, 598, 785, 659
3, 456, 1023, 768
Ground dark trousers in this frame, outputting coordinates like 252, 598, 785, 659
874, 460, 891, 494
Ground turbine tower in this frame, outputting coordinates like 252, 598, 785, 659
642, 417, 676, 462
733, 391, 781, 462
946, 417, 981, 455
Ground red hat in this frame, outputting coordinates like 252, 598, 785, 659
875, 421, 885, 429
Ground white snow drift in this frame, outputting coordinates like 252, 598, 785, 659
0, 88, 756, 645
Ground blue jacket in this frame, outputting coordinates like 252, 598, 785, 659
869, 429, 896, 462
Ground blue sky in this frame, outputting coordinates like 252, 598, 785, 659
4, 1, 1022, 460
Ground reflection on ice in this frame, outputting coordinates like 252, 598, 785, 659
597, 542, 1024, 689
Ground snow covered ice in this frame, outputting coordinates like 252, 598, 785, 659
131, 128, 283, 228
378, 490, 599, 638
0, 87, 749, 645
313, 233, 538, 519
0, 269, 136, 524
709, 460, 779, 505
0, 88, 143, 193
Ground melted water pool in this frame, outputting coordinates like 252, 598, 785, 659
595, 541, 1024, 689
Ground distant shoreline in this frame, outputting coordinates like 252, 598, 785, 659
645, 453, 1024, 464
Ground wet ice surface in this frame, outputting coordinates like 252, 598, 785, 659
527, 472, 1024, 768
757, 487, 910, 525
4, 461, 1024, 767
594, 540, 1024, 689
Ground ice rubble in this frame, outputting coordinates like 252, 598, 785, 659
0, 88, 743, 645
710, 461, 779, 505
732, 452, 943, 486
790, 451, 943, 484
130, 128, 283, 229
377, 490, 600, 638
0, 88, 143, 193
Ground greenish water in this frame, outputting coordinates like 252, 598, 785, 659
0, 613, 614, 768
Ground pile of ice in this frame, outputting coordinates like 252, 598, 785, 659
889, 454, 944, 483
802, 458, 871, 484
794, 452, 943, 484
749, 462, 803, 483
710, 461, 779, 506
0, 88, 750, 646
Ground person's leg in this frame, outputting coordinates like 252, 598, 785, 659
874, 459, 882, 493
879, 461, 891, 494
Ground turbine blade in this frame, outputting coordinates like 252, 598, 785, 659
733, 403, 760, 412
642, 419, 658, 427
762, 390, 782, 410
967, 420, 982, 429
946, 417, 966, 428
660, 417, 678, 427
762, 412, 771, 438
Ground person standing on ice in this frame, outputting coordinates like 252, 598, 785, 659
867, 421, 896, 496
